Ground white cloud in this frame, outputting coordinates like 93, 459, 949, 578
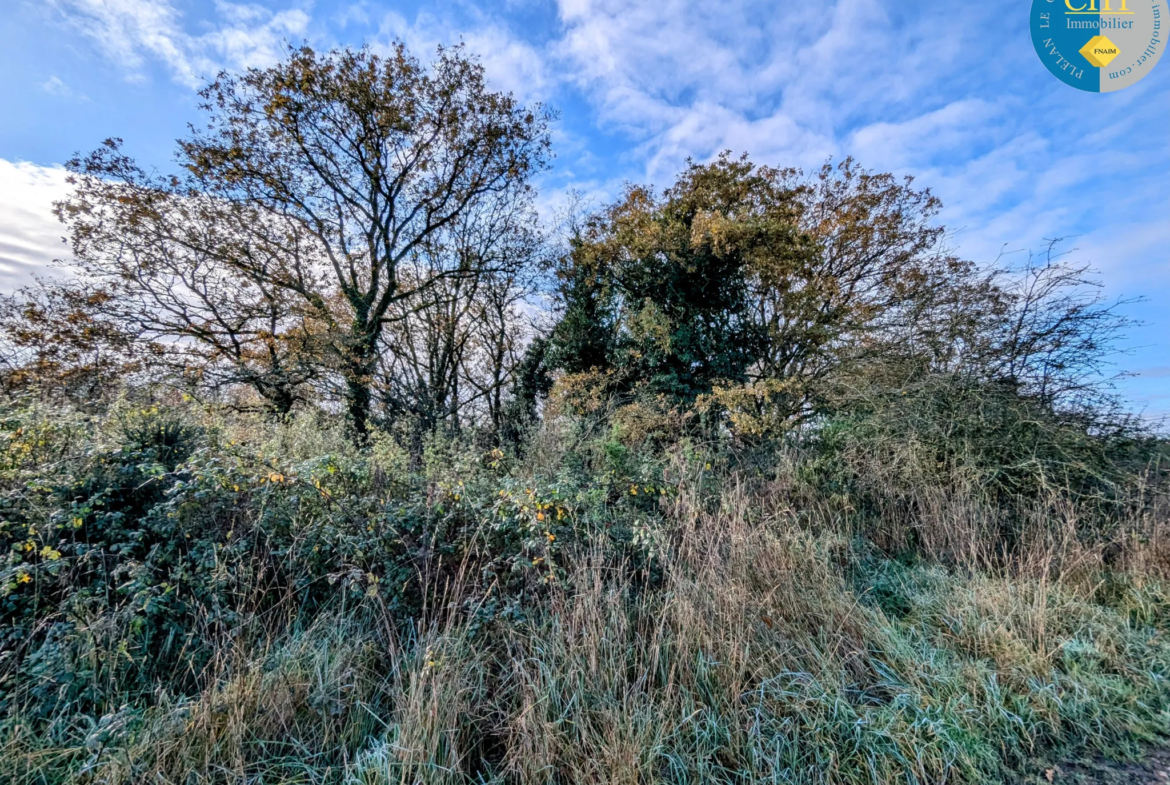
39, 75, 91, 102
40, 76, 72, 96
49, 0, 311, 88
49, 0, 195, 85
0, 161, 73, 292
848, 100, 1002, 172
373, 10, 552, 104
198, 1, 312, 74
461, 25, 552, 103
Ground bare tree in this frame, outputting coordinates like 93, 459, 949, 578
377, 193, 542, 446
979, 240, 1138, 412
56, 158, 323, 413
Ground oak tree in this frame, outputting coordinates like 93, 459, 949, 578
62, 43, 552, 440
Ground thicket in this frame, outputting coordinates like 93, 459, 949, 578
0, 399, 1167, 784
0, 41, 1168, 785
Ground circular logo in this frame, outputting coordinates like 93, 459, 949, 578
1030, 0, 1165, 92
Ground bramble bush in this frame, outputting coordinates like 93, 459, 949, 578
0, 400, 677, 725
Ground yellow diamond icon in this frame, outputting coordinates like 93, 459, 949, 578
1079, 35, 1121, 68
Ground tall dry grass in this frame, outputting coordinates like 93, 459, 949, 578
6, 447, 1170, 785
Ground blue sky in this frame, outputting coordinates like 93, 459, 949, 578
1, 0, 1167, 415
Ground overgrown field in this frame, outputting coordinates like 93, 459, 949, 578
2, 399, 1169, 784
0, 37, 1166, 785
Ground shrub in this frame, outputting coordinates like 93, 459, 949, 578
796, 374, 1169, 562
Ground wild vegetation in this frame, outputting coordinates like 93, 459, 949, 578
0, 43, 1167, 784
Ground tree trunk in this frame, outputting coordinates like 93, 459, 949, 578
265, 385, 296, 418
346, 371, 372, 444
344, 325, 378, 446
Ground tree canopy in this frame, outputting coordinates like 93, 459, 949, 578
0, 44, 1139, 455
51, 43, 552, 439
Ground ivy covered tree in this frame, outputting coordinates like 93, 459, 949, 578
542, 153, 1102, 437
547, 154, 801, 404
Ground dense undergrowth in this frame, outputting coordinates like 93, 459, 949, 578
2, 397, 1170, 784
1, 39, 1166, 785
